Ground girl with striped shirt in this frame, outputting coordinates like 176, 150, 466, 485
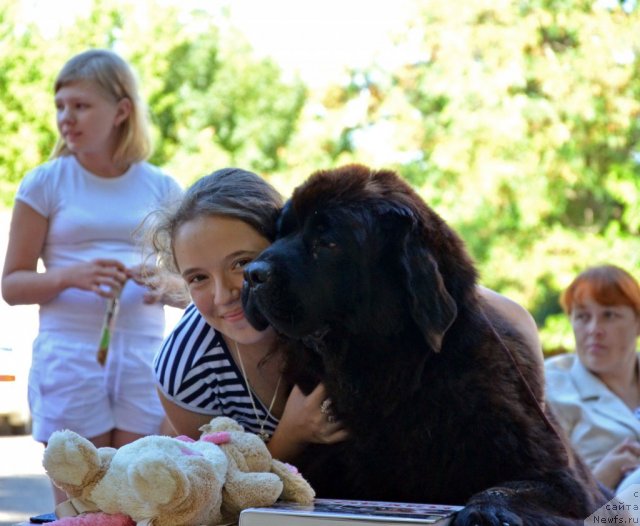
151, 168, 348, 461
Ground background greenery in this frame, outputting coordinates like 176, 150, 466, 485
1, 0, 639, 353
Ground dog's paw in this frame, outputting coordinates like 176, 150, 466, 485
452, 504, 523, 526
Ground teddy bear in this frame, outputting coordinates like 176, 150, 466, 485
197, 416, 315, 519
43, 416, 315, 526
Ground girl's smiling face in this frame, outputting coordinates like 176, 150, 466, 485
173, 214, 272, 345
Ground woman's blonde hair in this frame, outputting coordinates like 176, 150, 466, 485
560, 264, 640, 316
51, 49, 151, 165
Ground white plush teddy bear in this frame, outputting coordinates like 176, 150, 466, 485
198, 416, 315, 519
43, 416, 315, 526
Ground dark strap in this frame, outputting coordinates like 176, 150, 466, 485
480, 307, 564, 443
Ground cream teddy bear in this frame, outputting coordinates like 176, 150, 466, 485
43, 416, 315, 526
198, 416, 315, 520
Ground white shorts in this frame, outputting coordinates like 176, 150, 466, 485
29, 329, 165, 443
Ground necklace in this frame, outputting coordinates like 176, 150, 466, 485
234, 341, 282, 442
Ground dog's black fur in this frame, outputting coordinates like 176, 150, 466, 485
242, 165, 609, 525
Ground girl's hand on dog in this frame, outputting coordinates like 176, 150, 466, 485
299, 383, 349, 442
267, 383, 348, 462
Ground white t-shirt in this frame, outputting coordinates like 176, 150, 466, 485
16, 155, 183, 336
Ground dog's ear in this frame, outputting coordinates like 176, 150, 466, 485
394, 210, 458, 354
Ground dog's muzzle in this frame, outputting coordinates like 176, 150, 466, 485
244, 259, 273, 290
241, 260, 272, 331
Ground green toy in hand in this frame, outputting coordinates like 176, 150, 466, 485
97, 292, 121, 366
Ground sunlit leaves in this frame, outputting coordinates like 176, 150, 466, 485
330, 0, 640, 351
1, 0, 639, 351
0, 0, 306, 194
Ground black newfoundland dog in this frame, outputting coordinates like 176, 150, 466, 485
242, 164, 608, 525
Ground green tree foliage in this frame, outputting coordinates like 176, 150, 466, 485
119, 4, 307, 180
308, 0, 640, 351
0, 0, 306, 199
1, 0, 638, 351
0, 3, 57, 205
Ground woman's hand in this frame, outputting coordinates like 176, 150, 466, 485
2, 202, 128, 305
267, 383, 349, 462
68, 258, 127, 298
593, 438, 640, 490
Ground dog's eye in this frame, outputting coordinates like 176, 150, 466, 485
311, 239, 338, 260
312, 239, 337, 249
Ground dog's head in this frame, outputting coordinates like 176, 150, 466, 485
242, 164, 477, 355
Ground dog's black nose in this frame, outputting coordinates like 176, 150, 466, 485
244, 260, 272, 287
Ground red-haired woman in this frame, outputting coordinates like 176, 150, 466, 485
546, 264, 640, 493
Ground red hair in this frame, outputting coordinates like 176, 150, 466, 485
560, 265, 640, 316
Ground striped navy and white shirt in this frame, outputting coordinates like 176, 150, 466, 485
153, 304, 279, 439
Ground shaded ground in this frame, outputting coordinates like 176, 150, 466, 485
0, 432, 54, 526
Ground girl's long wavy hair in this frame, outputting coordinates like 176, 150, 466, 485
151, 167, 283, 272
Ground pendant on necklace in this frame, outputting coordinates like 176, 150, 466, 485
258, 430, 270, 442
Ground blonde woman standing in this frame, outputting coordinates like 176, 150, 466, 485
1, 49, 182, 503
